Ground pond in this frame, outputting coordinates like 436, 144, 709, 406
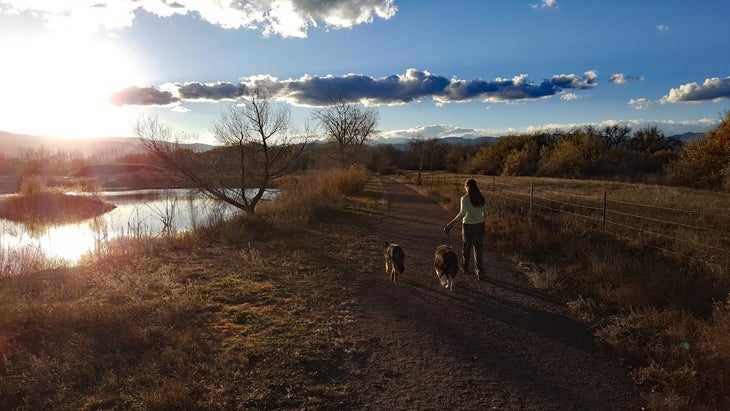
0, 188, 275, 268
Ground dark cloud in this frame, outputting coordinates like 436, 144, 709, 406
283, 69, 451, 105
609, 73, 644, 84
550, 71, 597, 89
661, 77, 730, 103
110, 86, 178, 106
293, 0, 398, 26
110, 68, 601, 107
178, 82, 246, 100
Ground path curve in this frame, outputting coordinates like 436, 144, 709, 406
344, 176, 643, 410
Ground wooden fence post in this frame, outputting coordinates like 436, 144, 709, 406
602, 191, 607, 231
530, 182, 534, 215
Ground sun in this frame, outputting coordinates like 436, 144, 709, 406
0, 32, 144, 138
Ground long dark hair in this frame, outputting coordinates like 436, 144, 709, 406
465, 178, 485, 207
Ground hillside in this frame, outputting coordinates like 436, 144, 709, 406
0, 131, 213, 157
0, 130, 706, 158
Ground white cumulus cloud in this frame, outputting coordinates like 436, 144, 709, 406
532, 0, 558, 9
0, 0, 398, 37
660, 77, 730, 103
628, 98, 650, 110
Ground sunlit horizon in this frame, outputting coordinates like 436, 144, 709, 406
0, 29, 146, 138
1, 1, 728, 142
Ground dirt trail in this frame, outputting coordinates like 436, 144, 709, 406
342, 177, 643, 410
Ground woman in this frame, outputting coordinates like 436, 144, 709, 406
445, 178, 487, 280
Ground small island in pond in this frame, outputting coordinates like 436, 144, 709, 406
0, 192, 116, 224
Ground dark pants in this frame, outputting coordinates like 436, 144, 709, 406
461, 221, 485, 276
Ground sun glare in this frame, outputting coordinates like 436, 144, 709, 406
0, 33, 144, 138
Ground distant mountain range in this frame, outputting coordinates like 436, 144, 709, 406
671, 132, 705, 142
0, 131, 213, 157
370, 135, 501, 151
0, 130, 706, 157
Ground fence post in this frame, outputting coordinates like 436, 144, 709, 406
530, 182, 534, 215
602, 191, 607, 231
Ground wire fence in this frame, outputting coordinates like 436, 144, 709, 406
414, 173, 730, 273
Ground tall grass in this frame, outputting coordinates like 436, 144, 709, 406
401, 171, 730, 410
257, 164, 369, 231
0, 244, 67, 277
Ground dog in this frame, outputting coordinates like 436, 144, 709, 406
383, 241, 405, 283
434, 245, 459, 291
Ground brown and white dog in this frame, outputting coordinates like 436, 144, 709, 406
383, 241, 405, 283
434, 245, 459, 291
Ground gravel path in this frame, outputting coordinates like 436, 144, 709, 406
342, 176, 643, 410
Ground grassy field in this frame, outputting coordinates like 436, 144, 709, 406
2, 168, 729, 410
400, 171, 730, 411
0, 166, 383, 410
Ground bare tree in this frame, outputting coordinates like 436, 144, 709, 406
601, 124, 632, 148
135, 89, 307, 215
312, 99, 378, 167
408, 136, 447, 180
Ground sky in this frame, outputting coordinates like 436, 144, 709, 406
1, 0, 729, 144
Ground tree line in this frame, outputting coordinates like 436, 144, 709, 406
365, 111, 730, 193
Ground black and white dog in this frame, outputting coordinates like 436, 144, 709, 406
383, 241, 405, 283
434, 245, 459, 291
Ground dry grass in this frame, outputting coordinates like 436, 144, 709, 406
0, 192, 115, 224
399, 171, 730, 410
1, 244, 68, 277
0, 176, 115, 228
258, 164, 369, 231
0, 166, 380, 410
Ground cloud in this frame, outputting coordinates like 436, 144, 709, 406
656, 24, 670, 31
561, 93, 579, 101
660, 77, 730, 103
376, 118, 716, 141
531, 0, 558, 9
178, 82, 246, 101
628, 98, 650, 110
381, 124, 488, 139
110, 69, 601, 107
171, 105, 191, 113
523, 118, 717, 136
609, 73, 644, 84
0, 0, 397, 37
109, 86, 179, 106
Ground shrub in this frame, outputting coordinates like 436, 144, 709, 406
18, 175, 47, 196
258, 165, 369, 231
665, 111, 730, 190
537, 130, 605, 178
468, 134, 547, 175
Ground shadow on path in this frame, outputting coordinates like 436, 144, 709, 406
345, 176, 643, 411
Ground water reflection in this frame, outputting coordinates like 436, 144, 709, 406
0, 189, 273, 265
